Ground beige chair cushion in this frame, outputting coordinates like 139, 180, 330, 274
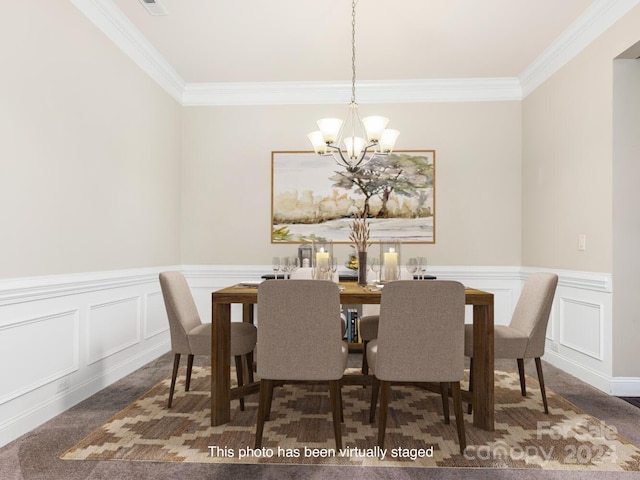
230, 322, 258, 356
464, 324, 529, 359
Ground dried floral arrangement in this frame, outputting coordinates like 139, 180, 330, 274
349, 214, 371, 253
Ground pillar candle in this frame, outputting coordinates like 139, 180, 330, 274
383, 248, 398, 281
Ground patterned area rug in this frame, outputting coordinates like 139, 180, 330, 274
62, 367, 640, 470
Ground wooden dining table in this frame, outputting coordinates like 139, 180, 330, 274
210, 280, 495, 431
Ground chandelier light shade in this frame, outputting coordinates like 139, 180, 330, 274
308, 0, 399, 172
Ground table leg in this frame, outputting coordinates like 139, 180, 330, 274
211, 302, 231, 426
242, 303, 254, 324
472, 302, 495, 431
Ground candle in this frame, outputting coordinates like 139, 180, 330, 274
316, 248, 330, 279
383, 248, 398, 281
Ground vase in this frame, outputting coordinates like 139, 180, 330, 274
357, 251, 368, 287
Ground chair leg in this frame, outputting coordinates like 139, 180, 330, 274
255, 379, 273, 448
535, 357, 549, 414
451, 381, 467, 454
264, 378, 275, 422
185, 354, 194, 392
234, 355, 245, 411
361, 340, 369, 375
339, 381, 344, 423
168, 353, 180, 408
246, 351, 255, 383
517, 358, 527, 396
377, 381, 390, 448
369, 376, 380, 423
467, 357, 473, 414
329, 380, 343, 449
440, 382, 450, 424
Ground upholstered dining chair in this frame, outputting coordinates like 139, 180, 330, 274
465, 272, 558, 414
254, 280, 348, 449
159, 271, 257, 409
367, 280, 467, 453
360, 269, 414, 375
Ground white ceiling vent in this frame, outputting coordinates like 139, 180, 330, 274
138, 0, 168, 16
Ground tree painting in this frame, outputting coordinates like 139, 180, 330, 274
271, 151, 435, 243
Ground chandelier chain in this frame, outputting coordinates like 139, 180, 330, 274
351, 0, 357, 104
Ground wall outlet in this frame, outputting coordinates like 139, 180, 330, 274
56, 376, 70, 393
578, 234, 586, 251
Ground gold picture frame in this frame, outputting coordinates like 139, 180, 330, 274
271, 150, 435, 244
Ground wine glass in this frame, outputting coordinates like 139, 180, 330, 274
368, 257, 380, 284
329, 255, 339, 282
406, 257, 418, 279
281, 256, 290, 279
417, 256, 427, 280
271, 256, 280, 280
290, 256, 300, 278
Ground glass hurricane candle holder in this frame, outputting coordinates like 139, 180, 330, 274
379, 239, 401, 283
312, 240, 333, 281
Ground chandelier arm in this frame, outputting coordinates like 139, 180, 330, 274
324, 144, 355, 170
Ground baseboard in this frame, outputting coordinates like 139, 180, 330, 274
543, 350, 614, 393
610, 377, 640, 397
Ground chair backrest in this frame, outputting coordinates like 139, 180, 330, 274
257, 280, 344, 381
509, 272, 558, 358
374, 280, 466, 382
159, 271, 202, 354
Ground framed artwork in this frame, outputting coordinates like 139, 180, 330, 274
271, 150, 435, 244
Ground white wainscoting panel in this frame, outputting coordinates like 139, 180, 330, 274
0, 267, 174, 448
0, 310, 79, 404
144, 291, 169, 339
88, 296, 141, 365
559, 298, 604, 361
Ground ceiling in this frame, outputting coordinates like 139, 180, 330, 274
73, 0, 639, 104
112, 0, 596, 84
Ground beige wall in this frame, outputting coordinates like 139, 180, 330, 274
522, 4, 640, 273
181, 102, 522, 266
0, 2, 182, 279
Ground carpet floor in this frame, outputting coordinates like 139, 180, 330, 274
2, 354, 640, 480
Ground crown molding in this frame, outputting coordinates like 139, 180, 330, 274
520, 0, 640, 98
72, 0, 639, 105
181, 78, 522, 106
70, 0, 185, 103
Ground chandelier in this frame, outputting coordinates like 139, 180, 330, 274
307, 0, 399, 173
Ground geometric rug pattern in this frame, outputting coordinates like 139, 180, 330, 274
62, 367, 640, 470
